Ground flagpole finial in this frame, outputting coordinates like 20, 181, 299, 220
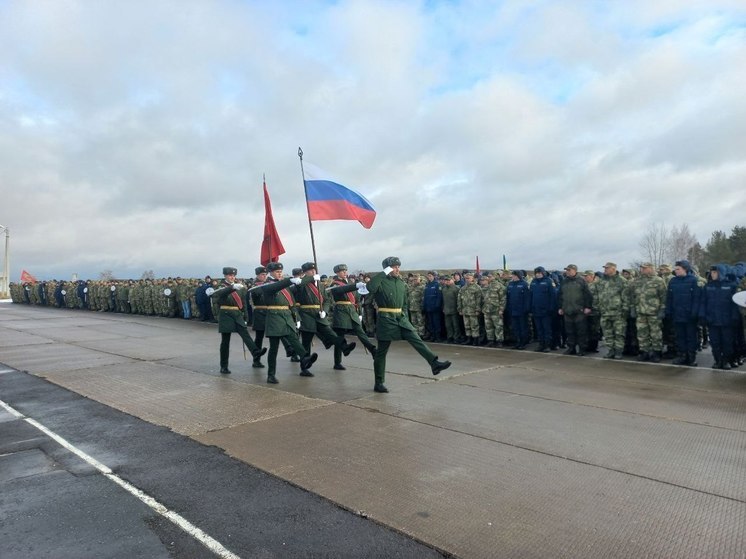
298, 147, 303, 159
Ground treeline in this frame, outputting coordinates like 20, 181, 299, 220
688, 226, 746, 272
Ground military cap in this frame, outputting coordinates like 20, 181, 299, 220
640, 262, 654, 268
603, 262, 617, 268
255, 266, 268, 275
333, 264, 348, 273
301, 262, 316, 272
583, 270, 595, 276
267, 262, 283, 272
658, 264, 672, 271
442, 274, 452, 280
292, 267, 302, 276
463, 272, 474, 278
382, 256, 401, 268
564, 264, 578, 271
320, 274, 328, 280
222, 267, 238, 276
427, 270, 437, 276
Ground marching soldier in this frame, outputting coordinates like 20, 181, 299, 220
326, 264, 377, 370
366, 257, 451, 393
209, 267, 267, 374
295, 262, 356, 369
254, 262, 318, 383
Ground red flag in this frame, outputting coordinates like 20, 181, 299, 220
260, 180, 286, 266
475, 256, 480, 276
20, 270, 38, 283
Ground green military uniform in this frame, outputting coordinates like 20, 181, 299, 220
328, 264, 376, 369
441, 277, 461, 343
295, 262, 354, 364
631, 263, 666, 361
457, 274, 483, 344
255, 262, 317, 383
584, 272, 601, 353
482, 275, 506, 346
209, 267, 266, 375
366, 257, 451, 393
407, 276, 426, 337
596, 263, 629, 359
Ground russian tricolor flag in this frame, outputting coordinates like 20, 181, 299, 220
303, 163, 376, 229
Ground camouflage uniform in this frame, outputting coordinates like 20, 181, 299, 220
482, 275, 506, 346
658, 264, 676, 357
631, 264, 666, 360
407, 276, 426, 337
596, 263, 629, 359
457, 274, 483, 343
583, 272, 601, 353
440, 276, 461, 343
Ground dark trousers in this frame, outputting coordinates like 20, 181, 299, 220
674, 320, 699, 355
425, 311, 443, 340
564, 313, 588, 350
510, 315, 529, 346
267, 334, 308, 377
220, 327, 259, 369
708, 325, 734, 363
301, 323, 341, 355
534, 315, 553, 347
334, 324, 375, 365
373, 331, 437, 385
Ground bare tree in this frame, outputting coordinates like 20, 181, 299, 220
141, 270, 155, 280
667, 223, 697, 263
99, 269, 114, 281
638, 223, 670, 268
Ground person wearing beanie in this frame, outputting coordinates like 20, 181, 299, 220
665, 260, 702, 366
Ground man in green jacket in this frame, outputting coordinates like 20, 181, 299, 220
366, 257, 452, 393
210, 267, 267, 375
327, 264, 376, 370
254, 262, 318, 383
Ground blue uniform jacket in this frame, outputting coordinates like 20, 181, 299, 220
700, 264, 740, 327
506, 278, 531, 317
423, 280, 443, 312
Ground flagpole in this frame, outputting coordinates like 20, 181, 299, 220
263, 173, 272, 262
298, 147, 319, 266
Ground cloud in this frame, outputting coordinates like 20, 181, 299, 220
1, 0, 745, 281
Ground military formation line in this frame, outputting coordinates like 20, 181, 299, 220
8, 258, 746, 387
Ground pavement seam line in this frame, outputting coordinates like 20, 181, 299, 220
0, 397, 241, 559
347, 400, 746, 505
449, 379, 746, 433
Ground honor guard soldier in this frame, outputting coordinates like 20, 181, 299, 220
254, 262, 318, 383
327, 264, 377, 370
249, 265, 270, 368
296, 262, 357, 366
210, 267, 267, 374
366, 257, 452, 393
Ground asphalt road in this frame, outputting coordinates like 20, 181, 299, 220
0, 367, 445, 559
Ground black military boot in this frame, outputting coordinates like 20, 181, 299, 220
220, 367, 232, 374
685, 353, 698, 367
431, 358, 452, 376
342, 341, 357, 356
374, 383, 389, 393
650, 351, 661, 363
266, 374, 278, 384
638, 351, 650, 362
672, 354, 687, 365
300, 352, 318, 371
722, 360, 732, 370
252, 347, 268, 360
333, 363, 346, 370
252, 359, 265, 368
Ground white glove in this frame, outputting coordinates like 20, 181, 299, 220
325, 286, 334, 292
319, 310, 326, 319
359, 315, 363, 321
356, 282, 366, 290
296, 321, 301, 329
290, 277, 302, 285
232, 283, 244, 290
313, 274, 321, 281
383, 266, 393, 275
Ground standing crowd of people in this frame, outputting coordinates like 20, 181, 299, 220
8, 259, 746, 376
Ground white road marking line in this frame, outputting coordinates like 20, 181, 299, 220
0, 398, 240, 559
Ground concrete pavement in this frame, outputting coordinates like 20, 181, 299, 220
1, 302, 745, 558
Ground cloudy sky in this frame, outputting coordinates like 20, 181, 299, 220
1, 0, 745, 281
